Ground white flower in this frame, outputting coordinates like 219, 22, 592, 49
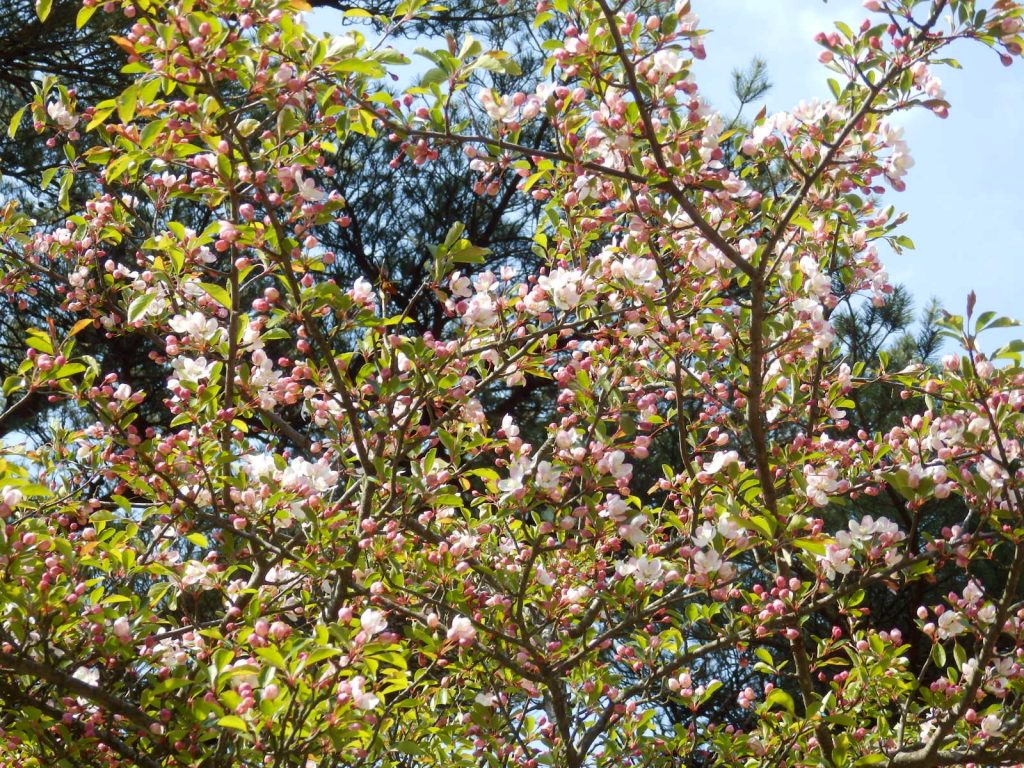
693, 548, 732, 579
717, 517, 745, 540
564, 585, 591, 603
294, 171, 324, 202
534, 460, 561, 491
650, 48, 684, 77
240, 319, 265, 351
282, 457, 339, 493
449, 531, 479, 558
618, 515, 648, 546
475, 692, 498, 707
501, 414, 520, 438
703, 451, 742, 475
349, 675, 379, 710
936, 611, 965, 639
68, 266, 89, 288
112, 617, 132, 643
1, 486, 24, 508
620, 256, 662, 290
169, 356, 215, 387
847, 515, 901, 543
634, 556, 664, 584
804, 463, 840, 507
618, 556, 664, 585
180, 560, 217, 589
599, 450, 633, 480
963, 580, 984, 605
447, 616, 477, 644
602, 494, 630, 522
350, 277, 374, 304
978, 604, 997, 625
266, 565, 299, 586
169, 311, 221, 342
249, 351, 283, 406
981, 713, 1003, 738
818, 541, 853, 580
73, 666, 99, 687
692, 521, 716, 548
498, 456, 530, 494
449, 272, 473, 298
462, 398, 486, 425
245, 453, 279, 481
47, 101, 79, 130
978, 458, 1008, 490
464, 292, 499, 327
535, 564, 555, 587
360, 609, 387, 638
523, 287, 550, 315
480, 91, 514, 123
538, 268, 583, 311
799, 255, 831, 299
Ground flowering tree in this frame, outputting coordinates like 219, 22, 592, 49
1, 0, 1023, 766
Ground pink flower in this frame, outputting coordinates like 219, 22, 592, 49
112, 617, 132, 644
447, 616, 476, 644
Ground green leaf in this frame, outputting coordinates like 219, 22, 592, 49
953, 642, 966, 670
105, 154, 134, 183
450, 243, 491, 264
117, 84, 138, 125
474, 53, 521, 75
40, 167, 58, 191
86, 103, 116, 132
25, 329, 54, 355
236, 118, 261, 137
199, 282, 232, 309
255, 646, 288, 671
58, 171, 73, 211
854, 755, 888, 766
217, 715, 248, 730
7, 106, 25, 140
303, 647, 341, 665
76, 3, 98, 28
976, 310, 1020, 332
139, 118, 169, 150
3, 375, 26, 396
793, 538, 826, 556
765, 688, 795, 714
35, 0, 52, 21
747, 516, 774, 538
126, 293, 158, 323
51, 363, 86, 380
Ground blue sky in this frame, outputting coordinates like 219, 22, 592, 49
308, 1, 1023, 348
